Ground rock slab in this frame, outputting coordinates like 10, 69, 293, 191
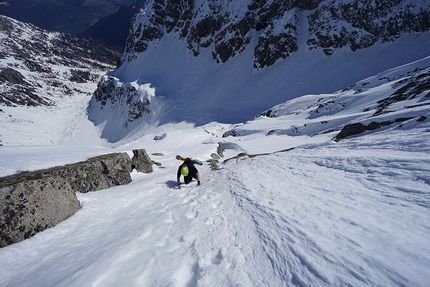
0, 152, 132, 248
131, 149, 153, 173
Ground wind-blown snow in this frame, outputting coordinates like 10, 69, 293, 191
1, 55, 430, 286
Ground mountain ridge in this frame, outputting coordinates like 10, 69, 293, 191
89, 0, 430, 142
0, 15, 122, 108
0, 15, 122, 146
123, 0, 430, 68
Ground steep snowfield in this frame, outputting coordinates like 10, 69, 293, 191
1, 57, 429, 286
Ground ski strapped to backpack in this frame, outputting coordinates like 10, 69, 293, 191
176, 155, 203, 166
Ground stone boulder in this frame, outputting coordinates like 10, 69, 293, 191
131, 149, 153, 173
65, 153, 133, 192
0, 152, 132, 248
334, 117, 415, 141
0, 174, 80, 248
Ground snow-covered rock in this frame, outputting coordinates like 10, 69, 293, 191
87, 76, 159, 142
307, 0, 430, 55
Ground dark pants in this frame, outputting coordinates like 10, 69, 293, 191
184, 175, 193, 184
184, 174, 197, 184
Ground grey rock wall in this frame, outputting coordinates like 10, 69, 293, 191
0, 152, 143, 248
131, 149, 154, 173
0, 174, 80, 248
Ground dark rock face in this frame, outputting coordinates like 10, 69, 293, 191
90, 76, 152, 129
0, 68, 28, 85
334, 118, 416, 141
0, 67, 54, 106
0, 152, 133, 248
307, 1, 430, 56
253, 12, 299, 69
123, 0, 430, 69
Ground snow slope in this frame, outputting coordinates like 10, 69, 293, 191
0, 120, 429, 286
1, 57, 429, 286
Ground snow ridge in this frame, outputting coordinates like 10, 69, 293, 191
223, 56, 430, 141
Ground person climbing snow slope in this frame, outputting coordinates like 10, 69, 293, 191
176, 156, 202, 188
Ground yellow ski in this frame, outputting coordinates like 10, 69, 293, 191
175, 155, 203, 165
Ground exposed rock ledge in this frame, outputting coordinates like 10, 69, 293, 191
0, 149, 152, 248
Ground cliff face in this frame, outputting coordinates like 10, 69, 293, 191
123, 0, 430, 68
306, 0, 430, 56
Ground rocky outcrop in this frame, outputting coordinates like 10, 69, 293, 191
131, 149, 154, 173
334, 117, 418, 141
0, 152, 138, 248
87, 76, 158, 142
0, 175, 81, 248
90, 76, 152, 128
0, 67, 54, 107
